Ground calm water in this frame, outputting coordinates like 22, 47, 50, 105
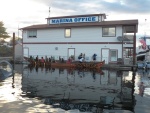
0, 64, 150, 113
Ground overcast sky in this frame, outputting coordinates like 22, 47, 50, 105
0, 0, 150, 38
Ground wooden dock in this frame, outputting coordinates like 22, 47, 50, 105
102, 64, 137, 71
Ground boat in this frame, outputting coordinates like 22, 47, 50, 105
137, 60, 150, 69
24, 57, 105, 69
53, 61, 104, 69
136, 51, 150, 69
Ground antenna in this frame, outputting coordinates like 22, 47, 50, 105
49, 7, 51, 17
144, 19, 147, 37
18, 24, 19, 38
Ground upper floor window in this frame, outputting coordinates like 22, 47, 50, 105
28, 30, 37, 38
65, 28, 71, 38
102, 27, 116, 37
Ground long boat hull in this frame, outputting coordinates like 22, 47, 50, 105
50, 61, 105, 69
27, 60, 105, 70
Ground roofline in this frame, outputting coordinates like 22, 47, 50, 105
46, 13, 106, 19
20, 19, 138, 33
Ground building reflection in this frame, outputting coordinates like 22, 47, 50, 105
21, 65, 135, 112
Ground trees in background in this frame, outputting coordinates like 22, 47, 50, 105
0, 21, 12, 57
0, 46, 13, 57
0, 21, 10, 39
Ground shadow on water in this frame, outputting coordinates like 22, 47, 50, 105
20, 65, 136, 112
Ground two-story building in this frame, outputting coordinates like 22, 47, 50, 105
21, 13, 138, 64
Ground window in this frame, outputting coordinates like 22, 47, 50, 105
102, 27, 116, 37
110, 50, 117, 61
65, 28, 71, 38
124, 48, 133, 58
28, 30, 37, 38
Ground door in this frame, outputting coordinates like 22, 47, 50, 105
23, 47, 29, 58
68, 48, 75, 60
102, 49, 109, 64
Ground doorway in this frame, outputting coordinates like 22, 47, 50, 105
102, 49, 109, 64
68, 48, 75, 60
23, 47, 29, 58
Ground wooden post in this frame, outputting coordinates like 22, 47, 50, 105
13, 33, 15, 64
12, 32, 15, 88
133, 26, 136, 65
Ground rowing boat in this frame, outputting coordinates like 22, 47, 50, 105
29, 61, 104, 69
51, 61, 105, 69
24, 57, 105, 69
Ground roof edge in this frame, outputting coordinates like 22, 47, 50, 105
46, 13, 106, 19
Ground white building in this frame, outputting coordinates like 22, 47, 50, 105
21, 13, 138, 64
15, 43, 23, 62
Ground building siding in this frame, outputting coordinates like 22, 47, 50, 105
23, 26, 123, 43
23, 43, 122, 62
23, 26, 124, 63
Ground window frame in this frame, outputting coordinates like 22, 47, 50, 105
28, 30, 37, 38
102, 27, 116, 37
124, 47, 133, 58
110, 49, 118, 62
65, 28, 71, 38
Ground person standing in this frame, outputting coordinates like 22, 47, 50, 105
41, 57, 45, 63
93, 53, 97, 62
79, 57, 84, 63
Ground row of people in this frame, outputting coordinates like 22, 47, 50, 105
78, 53, 97, 63
29, 56, 56, 63
29, 54, 97, 64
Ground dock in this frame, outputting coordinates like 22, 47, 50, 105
102, 64, 137, 71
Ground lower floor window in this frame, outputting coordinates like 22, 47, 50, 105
124, 47, 133, 58
110, 50, 117, 61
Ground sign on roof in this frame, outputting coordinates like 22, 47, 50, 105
49, 16, 100, 24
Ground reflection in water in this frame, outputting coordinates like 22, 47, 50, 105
136, 69, 150, 97
1, 64, 150, 113
138, 82, 145, 97
21, 65, 135, 112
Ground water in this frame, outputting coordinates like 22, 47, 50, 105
0, 64, 150, 113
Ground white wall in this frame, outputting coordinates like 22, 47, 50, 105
23, 43, 122, 61
23, 26, 124, 62
23, 26, 123, 43
15, 44, 23, 61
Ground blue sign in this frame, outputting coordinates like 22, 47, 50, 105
49, 16, 99, 24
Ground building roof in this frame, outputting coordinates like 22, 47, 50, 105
20, 19, 138, 33
46, 13, 107, 19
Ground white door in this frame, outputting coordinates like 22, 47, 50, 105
68, 48, 75, 59
23, 48, 29, 58
102, 49, 109, 64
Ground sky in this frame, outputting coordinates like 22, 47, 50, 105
0, 0, 150, 39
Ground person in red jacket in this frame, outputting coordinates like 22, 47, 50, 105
40, 57, 45, 63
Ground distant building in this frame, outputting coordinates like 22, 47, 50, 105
20, 13, 138, 64
15, 43, 23, 62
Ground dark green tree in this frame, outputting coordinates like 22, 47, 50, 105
0, 21, 10, 38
